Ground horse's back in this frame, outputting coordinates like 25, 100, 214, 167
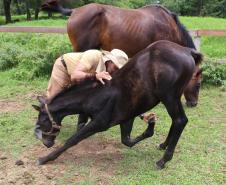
67, 3, 183, 56
115, 41, 195, 96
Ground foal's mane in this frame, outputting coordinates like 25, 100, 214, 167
51, 79, 102, 103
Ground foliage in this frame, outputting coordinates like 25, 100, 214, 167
0, 33, 71, 80
202, 60, 226, 86
161, 0, 226, 17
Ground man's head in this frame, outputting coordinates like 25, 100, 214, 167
103, 49, 129, 74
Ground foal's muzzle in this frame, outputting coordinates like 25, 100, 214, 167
186, 101, 197, 107
35, 125, 42, 140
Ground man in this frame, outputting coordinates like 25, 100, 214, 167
47, 49, 128, 100
46, 48, 156, 128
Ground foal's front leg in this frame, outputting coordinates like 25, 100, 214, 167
38, 120, 110, 165
156, 99, 188, 169
120, 118, 156, 147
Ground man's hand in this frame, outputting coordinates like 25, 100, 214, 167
96, 71, 112, 84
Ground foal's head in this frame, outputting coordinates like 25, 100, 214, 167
32, 96, 61, 148
184, 67, 202, 107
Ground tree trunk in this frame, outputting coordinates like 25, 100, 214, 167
35, 0, 41, 20
198, 0, 203, 15
48, 11, 53, 18
14, 0, 21, 15
26, 0, 31, 20
3, 0, 12, 24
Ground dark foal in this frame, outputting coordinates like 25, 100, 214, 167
33, 41, 202, 169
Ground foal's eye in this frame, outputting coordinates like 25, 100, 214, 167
196, 83, 201, 89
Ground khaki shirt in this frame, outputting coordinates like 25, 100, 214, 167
63, 50, 106, 75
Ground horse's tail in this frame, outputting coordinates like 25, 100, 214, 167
41, 0, 72, 16
190, 49, 203, 65
172, 13, 196, 49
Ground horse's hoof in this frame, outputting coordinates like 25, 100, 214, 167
37, 157, 47, 165
156, 160, 165, 170
157, 143, 167, 150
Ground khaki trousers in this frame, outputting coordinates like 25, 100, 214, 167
47, 57, 71, 101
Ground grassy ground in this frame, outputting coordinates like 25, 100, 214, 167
0, 70, 225, 185
0, 14, 67, 26
180, 16, 226, 30
0, 15, 225, 184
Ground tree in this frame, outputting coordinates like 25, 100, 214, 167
3, 0, 12, 23
14, 0, 21, 15
35, 0, 41, 20
25, 0, 31, 20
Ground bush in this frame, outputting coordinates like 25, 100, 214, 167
0, 33, 71, 80
202, 60, 226, 86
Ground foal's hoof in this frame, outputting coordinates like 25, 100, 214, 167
156, 160, 165, 170
37, 157, 47, 165
157, 143, 167, 150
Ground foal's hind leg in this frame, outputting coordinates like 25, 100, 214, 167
120, 118, 156, 147
156, 99, 188, 169
77, 114, 89, 132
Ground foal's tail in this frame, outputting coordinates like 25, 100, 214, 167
41, 0, 72, 16
172, 13, 196, 50
191, 49, 203, 65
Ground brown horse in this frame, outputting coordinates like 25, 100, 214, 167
33, 40, 203, 169
41, 1, 202, 106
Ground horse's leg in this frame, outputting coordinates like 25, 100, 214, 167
77, 114, 89, 132
156, 99, 188, 169
38, 120, 110, 165
120, 118, 155, 147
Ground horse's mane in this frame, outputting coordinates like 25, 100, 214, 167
141, 4, 196, 50
171, 13, 196, 49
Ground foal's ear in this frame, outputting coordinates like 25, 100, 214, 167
196, 68, 203, 77
32, 105, 41, 111
37, 96, 46, 104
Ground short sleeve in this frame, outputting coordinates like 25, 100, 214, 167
80, 50, 102, 71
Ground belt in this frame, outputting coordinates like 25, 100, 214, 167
61, 56, 67, 70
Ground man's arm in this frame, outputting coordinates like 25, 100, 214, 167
71, 62, 112, 84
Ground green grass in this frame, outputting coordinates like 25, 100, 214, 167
0, 71, 225, 184
180, 16, 226, 30
201, 37, 226, 59
11, 18, 67, 27
0, 13, 67, 26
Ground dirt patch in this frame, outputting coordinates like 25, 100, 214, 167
0, 137, 124, 185
24, 91, 45, 101
0, 90, 44, 114
0, 100, 24, 113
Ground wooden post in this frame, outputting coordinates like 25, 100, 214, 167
194, 36, 201, 51
190, 30, 201, 51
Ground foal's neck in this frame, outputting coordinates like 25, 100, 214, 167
48, 80, 103, 119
